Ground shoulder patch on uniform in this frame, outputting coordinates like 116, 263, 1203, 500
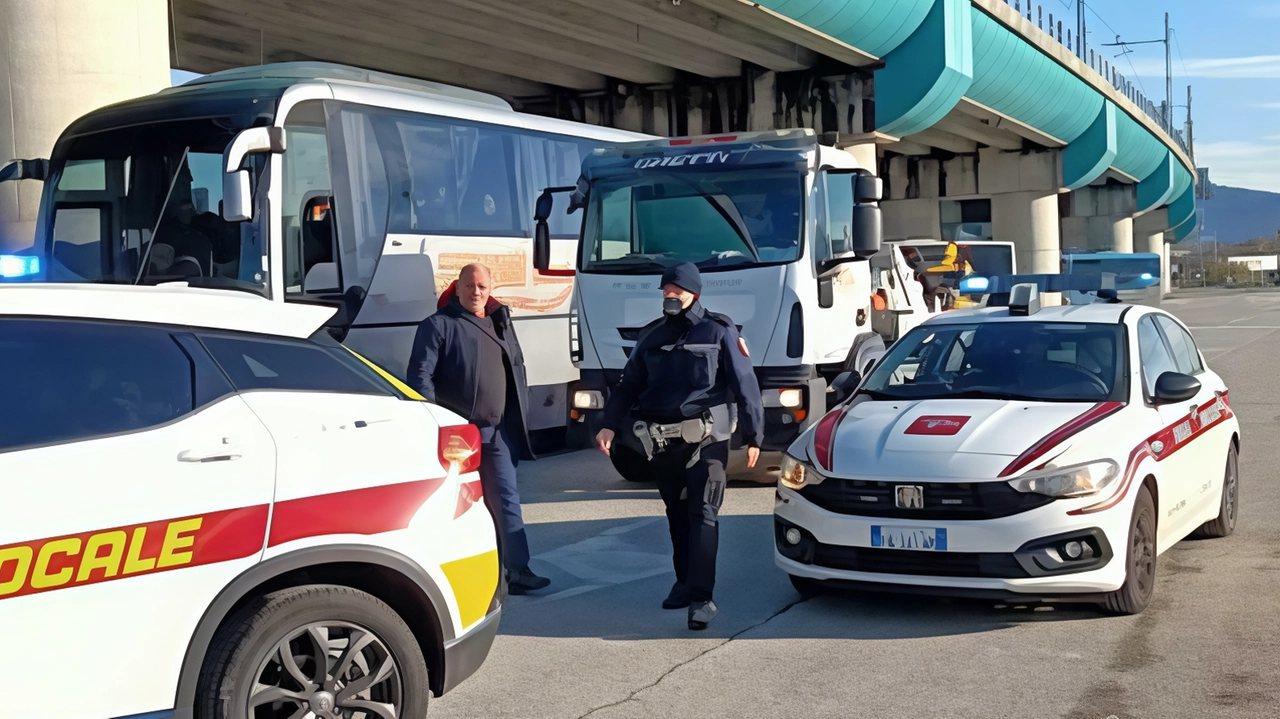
737, 336, 750, 357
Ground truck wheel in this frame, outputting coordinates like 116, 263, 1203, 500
1100, 486, 1157, 616
197, 585, 430, 719
1192, 443, 1238, 539
610, 443, 653, 483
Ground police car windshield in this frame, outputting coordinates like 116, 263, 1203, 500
580, 170, 802, 273
860, 321, 1128, 403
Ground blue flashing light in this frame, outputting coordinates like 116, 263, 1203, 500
0, 254, 40, 279
958, 275, 990, 293
1139, 272, 1153, 281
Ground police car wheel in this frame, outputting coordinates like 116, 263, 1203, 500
1192, 442, 1239, 539
788, 574, 822, 598
610, 443, 654, 483
1100, 485, 1157, 616
197, 584, 430, 719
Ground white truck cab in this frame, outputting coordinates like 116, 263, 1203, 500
532, 129, 886, 479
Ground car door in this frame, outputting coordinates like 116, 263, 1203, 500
195, 331, 448, 558
0, 318, 276, 719
1134, 314, 1201, 540
1154, 313, 1231, 519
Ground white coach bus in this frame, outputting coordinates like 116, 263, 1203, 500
0, 62, 649, 435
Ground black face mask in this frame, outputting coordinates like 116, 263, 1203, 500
663, 297, 685, 316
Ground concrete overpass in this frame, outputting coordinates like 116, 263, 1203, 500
2, 0, 1198, 290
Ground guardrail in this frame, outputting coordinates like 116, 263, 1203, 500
1000, 0, 1191, 159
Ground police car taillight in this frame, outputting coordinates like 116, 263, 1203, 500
439, 425, 482, 475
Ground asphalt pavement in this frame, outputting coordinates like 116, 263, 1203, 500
433, 287, 1280, 719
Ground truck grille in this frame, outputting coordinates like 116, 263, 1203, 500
799, 478, 1054, 520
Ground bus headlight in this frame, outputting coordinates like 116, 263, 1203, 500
780, 453, 825, 490
1006, 460, 1119, 498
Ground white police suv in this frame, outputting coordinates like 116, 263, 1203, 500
775, 279, 1239, 614
0, 284, 500, 718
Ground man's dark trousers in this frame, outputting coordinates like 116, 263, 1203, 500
650, 438, 729, 602
479, 420, 530, 570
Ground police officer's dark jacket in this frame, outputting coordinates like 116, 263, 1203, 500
407, 295, 535, 460
601, 300, 764, 448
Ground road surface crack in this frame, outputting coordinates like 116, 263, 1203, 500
577, 597, 811, 718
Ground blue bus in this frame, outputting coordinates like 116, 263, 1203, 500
1061, 250, 1162, 306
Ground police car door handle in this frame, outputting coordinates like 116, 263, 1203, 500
178, 439, 243, 463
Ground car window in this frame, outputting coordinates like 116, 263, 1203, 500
199, 334, 395, 396
0, 318, 196, 451
862, 321, 1126, 402
1155, 315, 1204, 375
1137, 316, 1178, 397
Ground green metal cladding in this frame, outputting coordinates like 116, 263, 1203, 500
1062, 101, 1117, 190
874, 0, 973, 137
752, 0, 933, 58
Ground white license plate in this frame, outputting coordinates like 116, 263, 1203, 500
871, 526, 948, 551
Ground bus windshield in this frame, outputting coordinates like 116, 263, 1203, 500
580, 169, 803, 273
1065, 254, 1161, 289
31, 118, 268, 294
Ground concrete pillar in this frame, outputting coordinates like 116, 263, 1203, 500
1061, 185, 1136, 252
882, 199, 942, 241
991, 191, 1061, 275
1160, 239, 1171, 298
0, 0, 170, 252
1111, 216, 1134, 253
1144, 232, 1163, 255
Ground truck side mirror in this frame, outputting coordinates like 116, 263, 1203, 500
851, 171, 882, 258
221, 127, 286, 222
0, 158, 50, 183
533, 221, 551, 272
533, 185, 580, 273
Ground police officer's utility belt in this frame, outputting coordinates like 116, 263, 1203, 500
631, 403, 734, 466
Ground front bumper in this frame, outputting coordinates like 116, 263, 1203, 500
774, 485, 1130, 597
440, 607, 502, 695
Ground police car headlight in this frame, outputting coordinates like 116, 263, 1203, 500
780, 453, 825, 490
1006, 460, 1120, 498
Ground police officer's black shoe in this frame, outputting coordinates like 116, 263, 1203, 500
687, 600, 718, 630
506, 567, 551, 595
662, 582, 691, 610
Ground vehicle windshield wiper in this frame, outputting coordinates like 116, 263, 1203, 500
856, 389, 906, 401
702, 194, 760, 262
585, 257, 671, 273
134, 146, 191, 284
945, 389, 1041, 402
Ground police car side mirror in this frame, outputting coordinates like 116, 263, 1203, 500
1152, 371, 1200, 404
830, 370, 862, 403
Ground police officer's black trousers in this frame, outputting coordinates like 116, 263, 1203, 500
651, 438, 729, 603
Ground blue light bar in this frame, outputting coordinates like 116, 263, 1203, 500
0, 254, 40, 278
984, 273, 1115, 295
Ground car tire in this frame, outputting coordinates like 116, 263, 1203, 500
1191, 443, 1238, 539
788, 574, 822, 598
610, 443, 653, 483
196, 584, 430, 719
1101, 485, 1157, 616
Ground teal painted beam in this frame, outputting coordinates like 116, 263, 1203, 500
1136, 153, 1177, 214
755, 0, 933, 59
1062, 101, 1117, 190
1166, 183, 1196, 232
875, 0, 973, 137
1174, 219, 1196, 242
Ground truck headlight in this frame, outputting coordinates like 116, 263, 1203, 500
763, 388, 804, 408
573, 390, 604, 410
1006, 460, 1120, 498
780, 453, 825, 490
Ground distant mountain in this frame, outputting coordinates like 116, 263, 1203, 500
1199, 185, 1280, 244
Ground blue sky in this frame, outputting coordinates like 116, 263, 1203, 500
170, 0, 1279, 192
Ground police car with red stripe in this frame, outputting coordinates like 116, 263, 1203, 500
775, 275, 1240, 614
0, 284, 500, 718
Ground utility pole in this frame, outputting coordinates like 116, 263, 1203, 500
1165, 13, 1173, 132
1077, 1, 1087, 58
1186, 85, 1194, 161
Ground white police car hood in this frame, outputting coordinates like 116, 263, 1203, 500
808, 398, 1100, 480
576, 264, 787, 369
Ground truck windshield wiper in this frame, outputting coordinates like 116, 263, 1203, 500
703, 194, 760, 262
585, 258, 671, 273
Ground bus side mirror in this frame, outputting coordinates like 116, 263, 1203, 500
222, 127, 286, 222
0, 159, 49, 183
533, 221, 550, 272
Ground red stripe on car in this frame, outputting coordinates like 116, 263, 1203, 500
268, 478, 447, 547
999, 401, 1124, 478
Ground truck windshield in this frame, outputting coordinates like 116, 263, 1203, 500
859, 321, 1127, 403
33, 118, 268, 294
580, 170, 802, 273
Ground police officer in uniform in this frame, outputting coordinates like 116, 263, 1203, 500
594, 263, 764, 630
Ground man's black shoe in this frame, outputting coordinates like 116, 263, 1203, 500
688, 600, 718, 630
662, 582, 691, 610
507, 567, 551, 595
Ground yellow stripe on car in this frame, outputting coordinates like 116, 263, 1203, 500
440, 549, 499, 628
343, 347, 426, 401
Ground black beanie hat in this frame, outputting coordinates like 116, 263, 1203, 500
660, 262, 702, 295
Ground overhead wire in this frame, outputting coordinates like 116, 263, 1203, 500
1084, 1, 1150, 96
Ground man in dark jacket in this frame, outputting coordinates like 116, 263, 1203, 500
408, 263, 550, 594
